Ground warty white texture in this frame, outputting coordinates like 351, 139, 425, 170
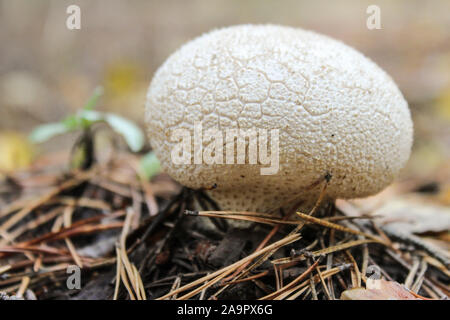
145, 24, 413, 212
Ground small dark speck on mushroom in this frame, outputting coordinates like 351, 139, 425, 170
204, 183, 218, 190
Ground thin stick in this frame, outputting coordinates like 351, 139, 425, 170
316, 265, 332, 300
272, 239, 375, 265
307, 258, 318, 300
157, 233, 301, 300
222, 211, 291, 283
113, 245, 122, 300
411, 259, 428, 293
345, 250, 361, 288
296, 211, 384, 244
404, 258, 420, 289
260, 258, 321, 300
0, 171, 93, 234
221, 271, 269, 286
16, 276, 30, 298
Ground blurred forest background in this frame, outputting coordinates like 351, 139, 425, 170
0, 0, 449, 180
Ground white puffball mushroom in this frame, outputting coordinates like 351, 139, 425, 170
145, 24, 413, 213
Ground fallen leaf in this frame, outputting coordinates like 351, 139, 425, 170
341, 280, 420, 300
372, 196, 450, 234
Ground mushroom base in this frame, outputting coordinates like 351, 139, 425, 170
205, 186, 333, 219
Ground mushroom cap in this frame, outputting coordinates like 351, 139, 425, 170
145, 24, 413, 212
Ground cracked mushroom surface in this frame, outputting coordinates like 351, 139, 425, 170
145, 24, 413, 212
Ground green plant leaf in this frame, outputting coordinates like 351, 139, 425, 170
103, 113, 145, 152
78, 110, 103, 122
78, 110, 144, 152
28, 86, 144, 152
29, 122, 73, 143
83, 86, 104, 111
139, 152, 161, 180
62, 115, 80, 130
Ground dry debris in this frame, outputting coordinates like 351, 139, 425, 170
0, 152, 448, 300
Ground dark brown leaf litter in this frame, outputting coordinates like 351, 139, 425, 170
0, 152, 449, 300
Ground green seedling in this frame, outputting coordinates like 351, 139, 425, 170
30, 86, 159, 178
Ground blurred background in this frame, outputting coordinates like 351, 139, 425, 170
0, 0, 449, 180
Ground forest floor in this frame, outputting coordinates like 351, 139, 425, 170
0, 149, 449, 300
